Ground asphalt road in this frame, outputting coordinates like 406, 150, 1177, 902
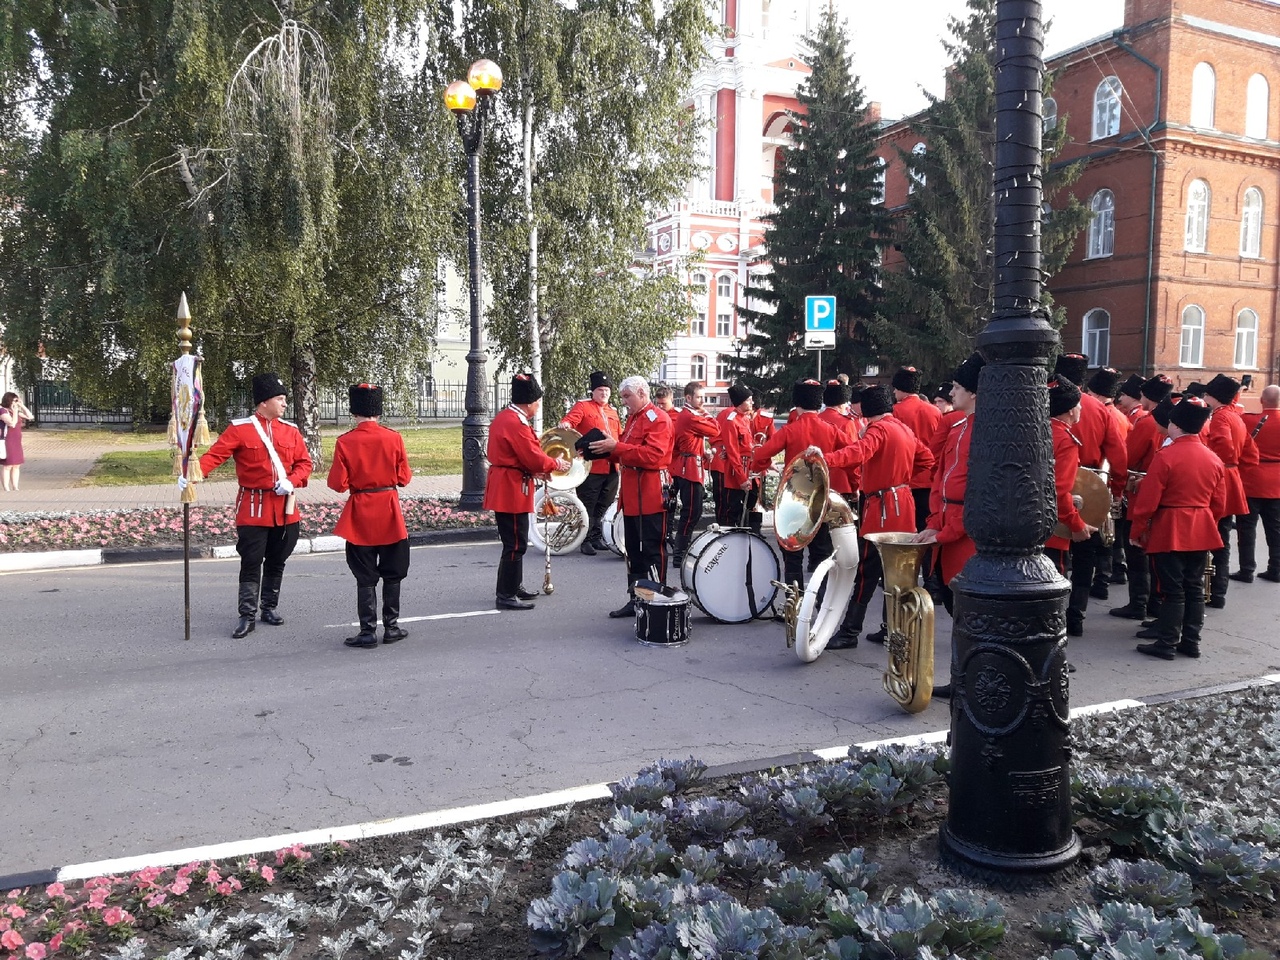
3, 540, 1279, 877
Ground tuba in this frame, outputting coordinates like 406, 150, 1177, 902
864, 532, 936, 714
770, 447, 860, 662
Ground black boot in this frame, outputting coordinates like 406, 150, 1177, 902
748, 513, 763, 535
381, 580, 408, 644
232, 579, 259, 638
1136, 599, 1182, 660
496, 559, 534, 610
673, 534, 690, 572
259, 575, 285, 625
345, 585, 379, 648
515, 584, 540, 601
828, 600, 866, 650
609, 592, 636, 618
1177, 597, 1204, 658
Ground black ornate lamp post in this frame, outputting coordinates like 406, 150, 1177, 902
938, 0, 1080, 879
445, 59, 503, 510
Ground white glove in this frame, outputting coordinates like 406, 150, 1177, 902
177, 476, 189, 492
274, 478, 295, 496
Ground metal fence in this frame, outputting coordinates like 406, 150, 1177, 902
24, 382, 134, 425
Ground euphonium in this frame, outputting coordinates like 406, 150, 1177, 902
863, 532, 937, 714
770, 446, 860, 662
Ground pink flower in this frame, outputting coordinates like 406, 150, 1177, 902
259, 866, 274, 883
215, 882, 231, 897
48, 936, 61, 953
101, 907, 125, 927
169, 878, 189, 896
204, 867, 220, 886
5, 907, 24, 920
43, 885, 63, 901
0, 920, 9, 933
144, 893, 166, 908
24, 944, 46, 960
86, 890, 108, 909
2, 930, 24, 951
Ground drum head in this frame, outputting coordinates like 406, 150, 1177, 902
602, 502, 626, 557
684, 530, 779, 623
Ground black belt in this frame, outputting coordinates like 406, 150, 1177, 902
240, 486, 275, 492
352, 486, 395, 494
867, 483, 908, 500
942, 497, 964, 506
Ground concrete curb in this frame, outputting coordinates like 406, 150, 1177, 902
0, 526, 499, 573
6, 676, 1277, 890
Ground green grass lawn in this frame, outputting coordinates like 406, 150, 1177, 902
80, 426, 466, 486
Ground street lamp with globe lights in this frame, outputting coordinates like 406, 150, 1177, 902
445, 59, 503, 510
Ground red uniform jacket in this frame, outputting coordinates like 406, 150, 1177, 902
200, 415, 313, 527
1128, 435, 1227, 553
751, 410, 776, 447
1076, 393, 1129, 497
560, 399, 622, 476
611, 403, 674, 515
926, 414, 975, 583
1046, 417, 1086, 552
750, 410, 847, 478
715, 408, 755, 487
670, 407, 719, 484
1106, 402, 1131, 439
1126, 410, 1166, 475
1242, 409, 1280, 499
818, 407, 860, 494
483, 406, 560, 514
929, 408, 967, 463
892, 394, 943, 489
1206, 405, 1259, 517
827, 416, 934, 534
327, 421, 412, 545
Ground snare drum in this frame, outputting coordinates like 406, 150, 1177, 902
680, 527, 780, 623
602, 501, 626, 557
635, 593, 691, 646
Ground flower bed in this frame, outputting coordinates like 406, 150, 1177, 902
0, 498, 491, 553
2, 686, 1277, 959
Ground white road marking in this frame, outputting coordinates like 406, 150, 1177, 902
324, 609, 501, 629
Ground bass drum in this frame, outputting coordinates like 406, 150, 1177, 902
601, 500, 626, 557
528, 489, 589, 555
680, 527, 780, 623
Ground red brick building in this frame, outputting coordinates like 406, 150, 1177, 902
876, 0, 1280, 395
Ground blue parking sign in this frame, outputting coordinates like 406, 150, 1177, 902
805, 295, 836, 332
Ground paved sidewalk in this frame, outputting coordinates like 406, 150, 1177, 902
1, 429, 466, 513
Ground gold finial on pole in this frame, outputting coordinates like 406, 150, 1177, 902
177, 292, 193, 355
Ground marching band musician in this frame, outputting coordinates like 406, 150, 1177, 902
714, 383, 756, 527
559, 371, 622, 557
1203, 374, 1261, 608
1116, 373, 1146, 426
890, 365, 943, 533
826, 384, 935, 648
1127, 397, 1226, 660
1054, 354, 1128, 613
929, 383, 967, 462
670, 381, 720, 568
1110, 374, 1174, 622
327, 384, 413, 649
932, 381, 954, 416
818, 379, 860, 509
750, 378, 848, 593
745, 391, 776, 534
1086, 366, 1131, 588
485, 374, 568, 611
190, 372, 313, 639
652, 384, 678, 538
591, 376, 675, 619
1237, 385, 1280, 583
1044, 375, 1098, 638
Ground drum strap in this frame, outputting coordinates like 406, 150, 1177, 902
745, 538, 760, 621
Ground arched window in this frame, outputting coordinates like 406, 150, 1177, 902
1043, 96, 1058, 133
1083, 310, 1111, 367
1241, 187, 1263, 258
1246, 74, 1270, 139
1180, 305, 1205, 367
715, 355, 730, 382
872, 156, 886, 205
1087, 189, 1115, 259
716, 274, 733, 300
1093, 77, 1122, 140
691, 354, 706, 381
1235, 309, 1259, 369
908, 142, 927, 193
1184, 179, 1210, 253
1190, 62, 1216, 128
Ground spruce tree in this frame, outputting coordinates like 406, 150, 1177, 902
731, 8, 889, 405
869, 0, 1088, 384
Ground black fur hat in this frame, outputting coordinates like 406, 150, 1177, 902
823, 379, 852, 407
252, 372, 287, 405
1054, 353, 1089, 386
1140, 375, 1174, 404
1119, 373, 1146, 400
511, 373, 543, 405
349, 383, 383, 418
1170, 396, 1212, 433
1184, 381, 1208, 398
1151, 397, 1176, 429
728, 382, 752, 406
1086, 367, 1121, 398
952, 352, 986, 393
891, 366, 921, 394
1048, 376, 1082, 417
589, 371, 611, 391
933, 380, 954, 403
792, 378, 824, 411
1204, 374, 1241, 406
860, 384, 894, 417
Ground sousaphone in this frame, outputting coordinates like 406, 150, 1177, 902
540, 427, 588, 490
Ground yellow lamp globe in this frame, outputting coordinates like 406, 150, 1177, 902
467, 59, 503, 96
444, 80, 477, 113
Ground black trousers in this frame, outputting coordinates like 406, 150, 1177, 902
852, 533, 884, 605
718, 486, 747, 527
623, 511, 667, 589
236, 523, 300, 583
1068, 530, 1108, 627
1210, 515, 1234, 602
1236, 497, 1280, 575
578, 469, 619, 540
495, 511, 530, 595
345, 540, 410, 587
673, 477, 704, 546
709, 470, 724, 523
1118, 518, 1152, 611
1150, 550, 1208, 645
783, 523, 834, 590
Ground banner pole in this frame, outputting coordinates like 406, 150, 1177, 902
184, 502, 191, 641
172, 291, 204, 642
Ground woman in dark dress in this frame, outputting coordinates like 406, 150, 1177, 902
1, 391, 34, 492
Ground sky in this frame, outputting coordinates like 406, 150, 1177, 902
842, 0, 1127, 120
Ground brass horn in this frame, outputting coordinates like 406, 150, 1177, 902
540, 427, 587, 490
774, 446, 856, 552
864, 532, 937, 714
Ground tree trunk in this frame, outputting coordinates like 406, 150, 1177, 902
291, 340, 324, 471
524, 94, 543, 432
